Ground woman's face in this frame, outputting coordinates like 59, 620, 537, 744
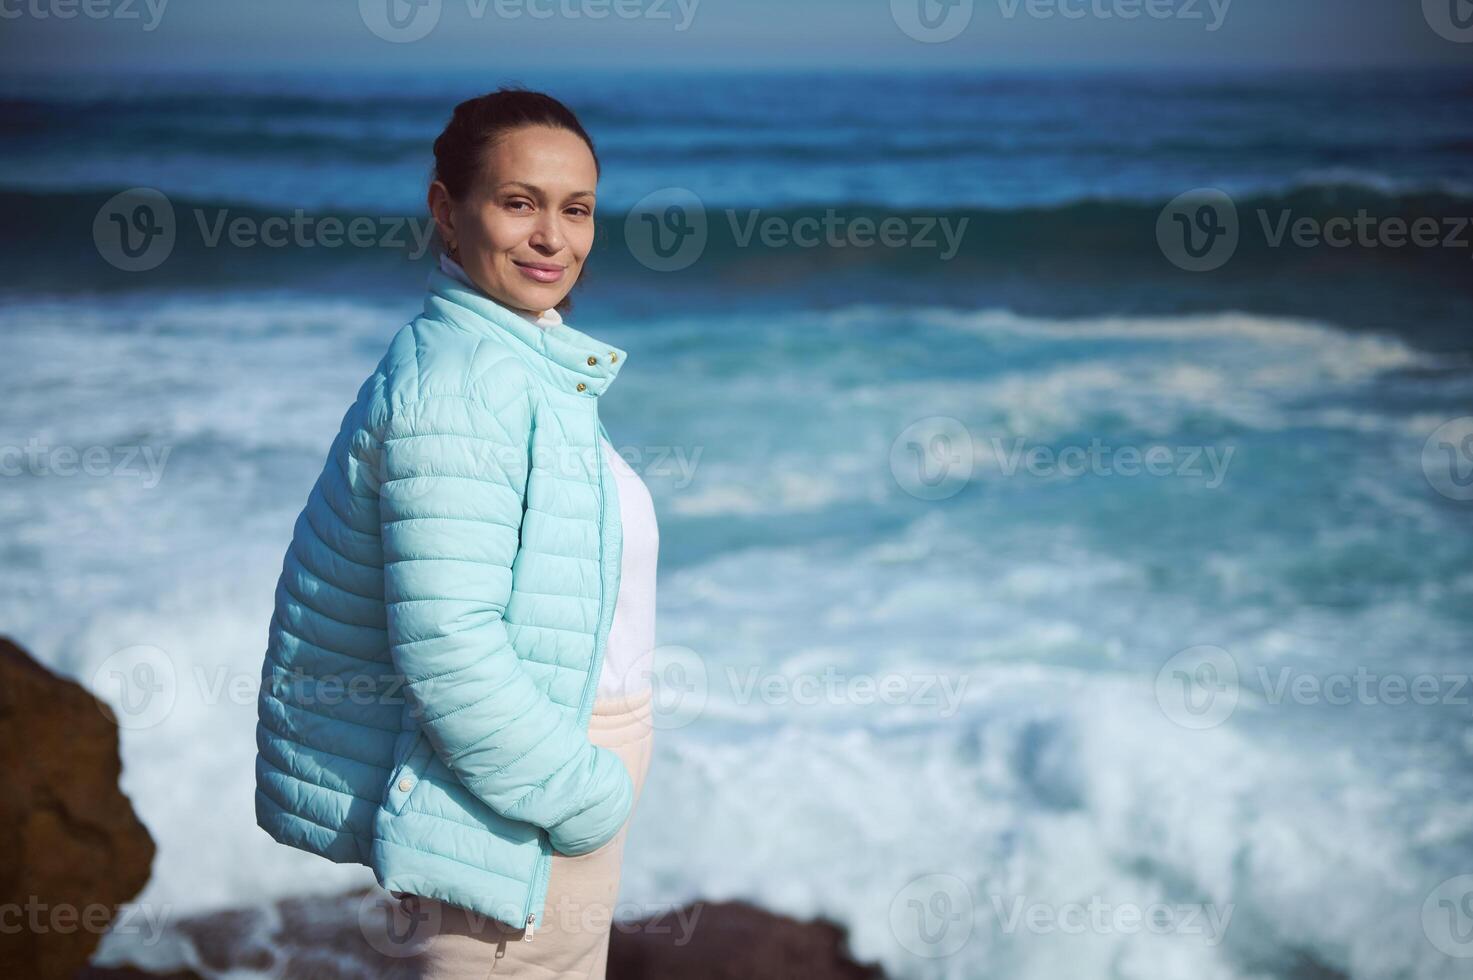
429, 124, 598, 315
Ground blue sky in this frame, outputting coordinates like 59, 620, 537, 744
0, 0, 1467, 71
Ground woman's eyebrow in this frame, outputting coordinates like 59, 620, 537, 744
496, 180, 596, 200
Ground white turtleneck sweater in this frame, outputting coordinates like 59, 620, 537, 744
438, 254, 658, 699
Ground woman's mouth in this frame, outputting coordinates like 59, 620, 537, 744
513, 260, 566, 284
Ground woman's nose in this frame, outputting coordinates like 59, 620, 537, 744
528, 216, 565, 254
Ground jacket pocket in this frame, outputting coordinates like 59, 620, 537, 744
383, 730, 435, 816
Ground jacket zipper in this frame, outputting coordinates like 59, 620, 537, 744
520, 409, 623, 941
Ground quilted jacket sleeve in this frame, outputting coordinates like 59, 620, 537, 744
378, 390, 634, 856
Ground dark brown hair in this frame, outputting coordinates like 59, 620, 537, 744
431, 88, 600, 314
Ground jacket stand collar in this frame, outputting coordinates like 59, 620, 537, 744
424, 266, 628, 398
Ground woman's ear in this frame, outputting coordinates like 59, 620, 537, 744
427, 180, 456, 254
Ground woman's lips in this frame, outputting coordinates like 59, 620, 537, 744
513, 260, 566, 284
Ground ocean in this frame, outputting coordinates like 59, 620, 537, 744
2, 69, 1471, 979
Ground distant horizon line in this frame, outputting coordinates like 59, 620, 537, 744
3, 61, 1471, 76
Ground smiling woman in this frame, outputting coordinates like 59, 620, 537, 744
253, 88, 660, 980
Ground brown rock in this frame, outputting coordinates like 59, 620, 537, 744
81, 888, 890, 980
74, 969, 203, 980
0, 637, 156, 980
608, 900, 888, 980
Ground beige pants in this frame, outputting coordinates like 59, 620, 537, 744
401, 686, 655, 979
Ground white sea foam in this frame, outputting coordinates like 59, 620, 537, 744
3, 294, 1465, 980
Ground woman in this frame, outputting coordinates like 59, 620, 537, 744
253, 88, 660, 978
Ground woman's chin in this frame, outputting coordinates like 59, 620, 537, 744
481, 279, 567, 316
512, 283, 571, 314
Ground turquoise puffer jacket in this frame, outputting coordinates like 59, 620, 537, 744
254, 266, 634, 934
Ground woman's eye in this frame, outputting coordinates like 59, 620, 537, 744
505, 200, 533, 212
566, 207, 591, 218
